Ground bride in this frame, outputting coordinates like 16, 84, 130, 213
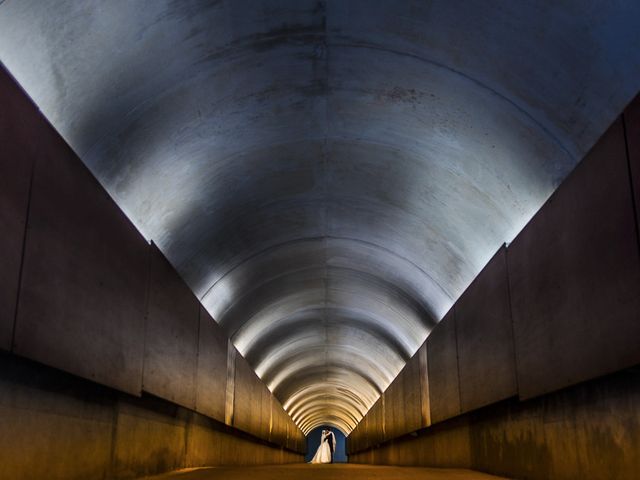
309, 429, 336, 464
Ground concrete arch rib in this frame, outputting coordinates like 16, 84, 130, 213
276, 366, 382, 417
289, 394, 368, 425
303, 418, 351, 437
201, 236, 449, 323
1, 0, 639, 437
285, 383, 371, 417
245, 309, 409, 377
263, 344, 397, 395
295, 398, 360, 430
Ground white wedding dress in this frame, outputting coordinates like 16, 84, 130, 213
309, 431, 335, 464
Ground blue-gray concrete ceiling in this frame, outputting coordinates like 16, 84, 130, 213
1, 0, 639, 434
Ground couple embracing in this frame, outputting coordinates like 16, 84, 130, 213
309, 428, 336, 464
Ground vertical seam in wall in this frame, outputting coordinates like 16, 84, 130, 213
622, 113, 640, 256
185, 307, 202, 467
452, 306, 463, 416
107, 397, 120, 479
193, 305, 202, 412
183, 410, 192, 468
140, 243, 152, 393
452, 306, 471, 468
269, 394, 274, 441
419, 343, 431, 427
381, 392, 386, 440
225, 343, 236, 426
503, 245, 521, 396
11, 157, 35, 352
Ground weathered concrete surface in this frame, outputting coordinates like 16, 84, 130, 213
455, 247, 517, 413
349, 367, 640, 480
113, 395, 190, 479
2, 0, 639, 433
383, 348, 423, 440
143, 243, 200, 409
471, 368, 640, 480
369, 396, 386, 447
0, 67, 306, 476
12, 92, 149, 395
0, 352, 302, 480
350, 416, 473, 469
418, 343, 431, 428
195, 306, 228, 423
348, 104, 640, 478
233, 352, 273, 441
508, 117, 640, 399
0, 66, 36, 351
139, 463, 507, 480
0, 353, 115, 480
625, 94, 640, 228
427, 310, 461, 424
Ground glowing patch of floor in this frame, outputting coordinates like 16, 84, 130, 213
140, 463, 508, 480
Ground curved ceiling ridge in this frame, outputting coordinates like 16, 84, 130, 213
199, 234, 451, 305
212, 263, 436, 324
261, 345, 400, 392
245, 309, 413, 367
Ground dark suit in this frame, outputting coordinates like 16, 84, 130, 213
326, 431, 334, 463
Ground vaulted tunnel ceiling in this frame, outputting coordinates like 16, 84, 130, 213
1, 0, 639, 435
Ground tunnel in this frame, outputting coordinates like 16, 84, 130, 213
0, 1, 639, 479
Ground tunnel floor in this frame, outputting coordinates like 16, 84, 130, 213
141, 464, 508, 480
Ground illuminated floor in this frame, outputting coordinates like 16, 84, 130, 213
141, 464, 508, 479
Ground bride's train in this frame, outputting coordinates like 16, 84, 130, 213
309, 429, 335, 464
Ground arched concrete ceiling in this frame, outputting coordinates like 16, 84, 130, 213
1, 0, 639, 435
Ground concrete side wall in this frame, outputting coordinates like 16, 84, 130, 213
455, 246, 517, 413
350, 416, 472, 469
143, 243, 200, 409
383, 350, 422, 440
0, 65, 305, 477
349, 367, 640, 480
0, 352, 303, 480
233, 352, 270, 439
13, 102, 149, 395
509, 116, 640, 400
426, 309, 461, 424
195, 306, 228, 423
0, 70, 36, 351
347, 96, 640, 478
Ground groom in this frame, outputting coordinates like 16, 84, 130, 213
325, 428, 336, 463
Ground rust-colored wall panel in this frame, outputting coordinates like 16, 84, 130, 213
14, 121, 148, 395
508, 118, 640, 400
384, 351, 422, 440
382, 380, 398, 442
143, 244, 200, 409
225, 342, 237, 426
347, 415, 362, 454
285, 414, 305, 453
260, 382, 272, 441
455, 246, 517, 413
0, 68, 40, 351
427, 309, 461, 423
402, 350, 423, 434
112, 397, 188, 478
195, 306, 228, 422
369, 395, 385, 446
418, 342, 431, 428
270, 400, 285, 445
